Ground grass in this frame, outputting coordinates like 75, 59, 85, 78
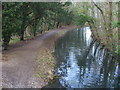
9, 35, 33, 45
9, 37, 20, 44
56, 30, 68, 37
0, 37, 20, 46
0, 42, 2, 46
0, 29, 68, 46
24, 35, 34, 40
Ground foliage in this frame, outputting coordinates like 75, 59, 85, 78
115, 45, 120, 55
2, 3, 22, 49
112, 21, 120, 29
2, 2, 73, 50
74, 13, 96, 26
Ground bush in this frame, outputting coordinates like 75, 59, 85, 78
115, 45, 120, 55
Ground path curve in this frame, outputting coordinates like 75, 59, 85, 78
2, 26, 77, 88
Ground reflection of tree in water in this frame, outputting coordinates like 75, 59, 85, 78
54, 27, 119, 88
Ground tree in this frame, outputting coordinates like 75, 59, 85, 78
2, 2, 73, 50
2, 3, 22, 50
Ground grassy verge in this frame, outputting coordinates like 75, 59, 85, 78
35, 48, 55, 82
0, 37, 20, 46
0, 42, 2, 46
9, 35, 34, 44
9, 37, 20, 44
56, 30, 68, 37
35, 29, 70, 83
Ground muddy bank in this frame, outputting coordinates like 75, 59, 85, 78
2, 25, 78, 88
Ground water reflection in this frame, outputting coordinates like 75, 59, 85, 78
45, 27, 119, 88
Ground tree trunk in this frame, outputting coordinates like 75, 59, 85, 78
33, 22, 37, 36
3, 36, 10, 50
92, 2, 107, 30
108, 2, 113, 50
20, 3, 28, 41
118, 1, 120, 46
56, 22, 60, 28
20, 29, 24, 40
20, 23, 26, 41
108, 2, 112, 31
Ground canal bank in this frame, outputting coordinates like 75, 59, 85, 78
2, 25, 78, 88
35, 25, 79, 86
43, 26, 120, 88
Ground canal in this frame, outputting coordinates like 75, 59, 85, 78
44, 27, 119, 88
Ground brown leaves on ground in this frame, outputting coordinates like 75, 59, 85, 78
35, 47, 55, 82
34, 26, 79, 83
2, 55, 8, 61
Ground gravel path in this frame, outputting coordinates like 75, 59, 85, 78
2, 26, 77, 88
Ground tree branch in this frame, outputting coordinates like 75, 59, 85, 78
92, 1, 107, 30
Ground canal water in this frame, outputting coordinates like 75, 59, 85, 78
44, 27, 120, 88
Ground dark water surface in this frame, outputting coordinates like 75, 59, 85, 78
44, 27, 120, 88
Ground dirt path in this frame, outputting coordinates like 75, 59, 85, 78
2, 26, 77, 88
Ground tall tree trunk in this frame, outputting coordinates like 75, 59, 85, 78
90, 4, 100, 40
20, 30, 24, 41
33, 20, 37, 36
20, 3, 27, 41
56, 22, 60, 28
3, 35, 10, 50
118, 1, 120, 46
20, 21, 26, 41
108, 2, 113, 50
92, 2, 107, 30
108, 2, 112, 31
